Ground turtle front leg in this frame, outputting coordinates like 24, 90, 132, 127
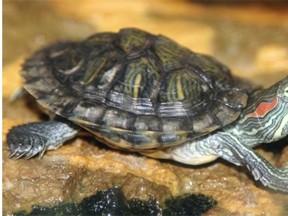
167, 133, 288, 192
215, 135, 288, 192
7, 120, 80, 159
205, 135, 288, 192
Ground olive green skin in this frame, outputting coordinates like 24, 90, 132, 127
22, 28, 247, 150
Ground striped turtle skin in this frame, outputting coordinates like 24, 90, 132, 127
21, 28, 247, 150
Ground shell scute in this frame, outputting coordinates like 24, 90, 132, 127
134, 116, 161, 132
116, 28, 152, 54
106, 56, 161, 115
162, 69, 203, 101
157, 133, 182, 145
70, 101, 106, 125
83, 32, 115, 48
189, 54, 232, 90
211, 102, 240, 126
129, 133, 152, 147
81, 48, 123, 86
192, 111, 221, 133
101, 108, 134, 130
152, 35, 189, 72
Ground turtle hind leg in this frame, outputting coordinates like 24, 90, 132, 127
7, 120, 80, 159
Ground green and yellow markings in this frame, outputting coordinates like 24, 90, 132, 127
125, 71, 144, 98
118, 28, 149, 53
167, 71, 200, 102
176, 73, 185, 101
133, 72, 142, 98
82, 58, 107, 85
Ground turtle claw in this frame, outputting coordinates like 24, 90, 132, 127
23, 146, 46, 159
9, 144, 45, 159
251, 167, 263, 181
24, 151, 37, 160
15, 152, 27, 160
9, 150, 18, 158
37, 147, 47, 159
9, 142, 46, 159
7, 125, 48, 159
245, 154, 288, 192
10, 148, 28, 160
9, 144, 34, 159
258, 172, 288, 192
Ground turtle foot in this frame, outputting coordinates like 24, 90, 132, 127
7, 124, 48, 159
251, 165, 288, 193
232, 144, 288, 193
6, 120, 79, 159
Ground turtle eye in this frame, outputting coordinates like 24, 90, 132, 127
284, 87, 288, 96
282, 86, 288, 101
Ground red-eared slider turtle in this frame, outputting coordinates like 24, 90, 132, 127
7, 28, 288, 192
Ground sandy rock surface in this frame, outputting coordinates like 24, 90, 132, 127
3, 1, 288, 215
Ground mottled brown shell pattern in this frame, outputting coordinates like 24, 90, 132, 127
21, 28, 247, 150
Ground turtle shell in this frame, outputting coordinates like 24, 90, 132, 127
21, 28, 247, 150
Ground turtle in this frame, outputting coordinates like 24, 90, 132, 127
7, 28, 288, 192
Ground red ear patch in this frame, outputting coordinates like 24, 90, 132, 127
247, 98, 278, 118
